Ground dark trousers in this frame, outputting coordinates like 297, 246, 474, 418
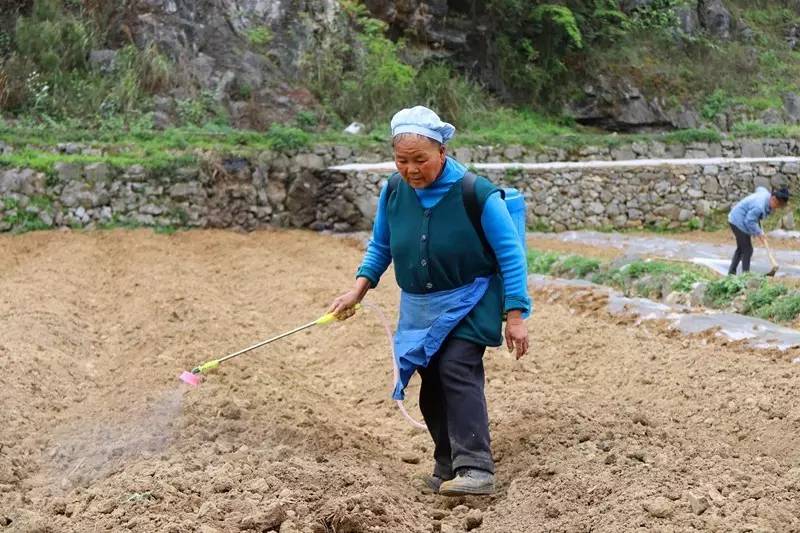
729, 222, 754, 275
418, 337, 494, 479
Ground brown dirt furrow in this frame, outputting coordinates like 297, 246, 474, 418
0, 229, 798, 533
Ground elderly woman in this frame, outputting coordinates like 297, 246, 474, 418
329, 106, 531, 496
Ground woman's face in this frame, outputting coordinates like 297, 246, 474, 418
393, 135, 446, 189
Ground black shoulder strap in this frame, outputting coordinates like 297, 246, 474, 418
384, 172, 402, 208
462, 171, 497, 255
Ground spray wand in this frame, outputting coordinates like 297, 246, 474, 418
179, 305, 359, 386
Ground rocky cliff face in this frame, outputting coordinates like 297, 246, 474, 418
129, 0, 348, 128
32, 0, 794, 132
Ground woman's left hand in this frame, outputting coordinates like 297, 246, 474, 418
505, 310, 529, 360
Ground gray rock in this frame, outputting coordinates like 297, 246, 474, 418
285, 172, 320, 227
787, 24, 800, 50
671, 107, 701, 130
732, 294, 747, 313
619, 0, 657, 14
643, 496, 672, 518
741, 141, 766, 158
503, 145, 524, 160
140, 204, 164, 216
781, 161, 800, 174
124, 165, 147, 181
170, 182, 205, 201
676, 4, 701, 35
240, 503, 286, 531
60, 182, 96, 208
0, 169, 23, 194
589, 202, 605, 215
782, 211, 795, 230
611, 146, 636, 161
754, 176, 771, 190
464, 509, 483, 530
698, 0, 734, 40
783, 92, 800, 124
152, 111, 173, 130
133, 213, 156, 225
760, 108, 783, 125
39, 211, 53, 227
665, 292, 686, 306
690, 282, 708, 307
354, 195, 377, 219
679, 209, 693, 222
713, 112, 729, 132
454, 147, 473, 164
696, 200, 712, 217
89, 49, 117, 73
85, 163, 110, 182
688, 493, 710, 515
567, 78, 671, 131
54, 162, 82, 181
333, 145, 353, 160
293, 153, 325, 170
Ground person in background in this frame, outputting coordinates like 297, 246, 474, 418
328, 106, 530, 496
727, 186, 790, 275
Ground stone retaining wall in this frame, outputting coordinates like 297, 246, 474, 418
333, 158, 799, 231
0, 146, 798, 233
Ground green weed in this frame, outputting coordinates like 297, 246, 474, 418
527, 250, 560, 274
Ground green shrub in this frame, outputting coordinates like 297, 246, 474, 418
556, 255, 600, 278
627, 0, 682, 30
294, 110, 319, 132
744, 281, 788, 314
413, 63, 489, 129
672, 271, 702, 293
245, 26, 272, 47
755, 293, 800, 323
705, 274, 750, 307
527, 250, 560, 274
14, 0, 94, 74
264, 124, 310, 151
701, 89, 729, 120
175, 90, 227, 127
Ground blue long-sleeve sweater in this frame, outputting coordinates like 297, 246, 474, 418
357, 157, 531, 317
729, 186, 772, 236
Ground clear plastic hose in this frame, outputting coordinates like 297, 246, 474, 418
361, 301, 427, 429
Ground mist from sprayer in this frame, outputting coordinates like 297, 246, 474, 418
45, 386, 187, 491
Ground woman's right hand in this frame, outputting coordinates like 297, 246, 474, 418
328, 278, 371, 320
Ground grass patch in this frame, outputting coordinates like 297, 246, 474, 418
529, 247, 800, 322
528, 250, 561, 274
754, 293, 800, 323
744, 280, 788, 314
705, 274, 753, 307
554, 255, 601, 278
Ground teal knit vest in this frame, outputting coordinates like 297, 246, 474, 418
386, 176, 504, 347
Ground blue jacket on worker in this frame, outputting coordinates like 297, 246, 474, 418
728, 186, 772, 236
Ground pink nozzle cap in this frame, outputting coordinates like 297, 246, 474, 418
179, 370, 202, 387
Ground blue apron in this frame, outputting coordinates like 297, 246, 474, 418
392, 276, 490, 400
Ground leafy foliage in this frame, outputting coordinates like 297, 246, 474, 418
264, 124, 310, 151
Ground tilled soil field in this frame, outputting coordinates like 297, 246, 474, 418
1, 229, 799, 533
